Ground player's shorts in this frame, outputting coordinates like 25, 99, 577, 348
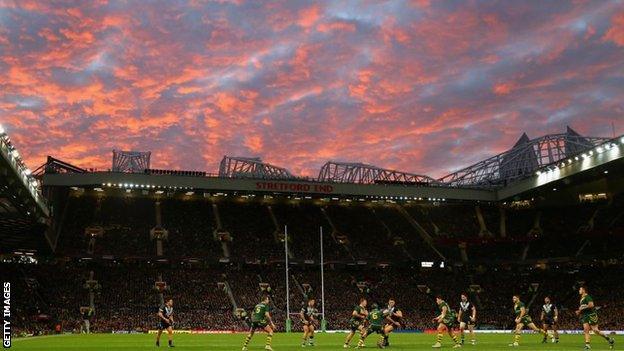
385, 321, 402, 329
580, 313, 598, 326
460, 315, 475, 325
543, 317, 556, 325
349, 320, 363, 332
251, 321, 268, 329
367, 325, 384, 335
518, 316, 533, 326
441, 317, 457, 328
158, 320, 172, 330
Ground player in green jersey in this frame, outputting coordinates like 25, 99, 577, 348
356, 303, 386, 349
576, 286, 615, 350
242, 295, 277, 351
344, 297, 368, 349
432, 296, 461, 349
509, 295, 547, 347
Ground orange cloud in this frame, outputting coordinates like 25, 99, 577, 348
492, 82, 515, 96
603, 12, 624, 46
298, 5, 321, 28
0, 0, 621, 179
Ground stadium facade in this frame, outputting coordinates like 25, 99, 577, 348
2, 126, 624, 254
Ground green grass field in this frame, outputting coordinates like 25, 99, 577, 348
10, 332, 619, 350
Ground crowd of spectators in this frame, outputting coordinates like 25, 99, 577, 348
55, 192, 624, 264
10, 191, 624, 334
7, 260, 624, 334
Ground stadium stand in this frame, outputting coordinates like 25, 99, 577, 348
5, 192, 624, 335
3, 128, 624, 338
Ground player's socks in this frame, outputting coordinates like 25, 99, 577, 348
357, 337, 365, 348
514, 333, 521, 345
383, 335, 389, 346
436, 333, 443, 344
309, 336, 314, 345
156, 340, 160, 347
243, 334, 252, 348
265, 334, 273, 348
584, 342, 591, 350
377, 335, 385, 348
452, 333, 460, 345
461, 333, 465, 344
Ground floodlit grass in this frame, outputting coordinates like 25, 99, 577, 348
11, 332, 619, 350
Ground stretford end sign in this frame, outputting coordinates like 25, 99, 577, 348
255, 181, 334, 194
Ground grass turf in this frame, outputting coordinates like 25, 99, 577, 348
11, 332, 618, 350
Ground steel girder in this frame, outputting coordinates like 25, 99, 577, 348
439, 129, 609, 188
112, 150, 151, 173
317, 161, 438, 184
218, 156, 295, 179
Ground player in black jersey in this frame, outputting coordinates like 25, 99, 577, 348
458, 293, 476, 345
300, 298, 319, 347
540, 296, 559, 343
382, 298, 403, 347
156, 298, 175, 347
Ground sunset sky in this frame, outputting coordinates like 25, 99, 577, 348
1, 0, 623, 178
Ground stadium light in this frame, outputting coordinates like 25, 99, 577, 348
575, 156, 579, 161
597, 146, 604, 153
0, 124, 4, 134
589, 151, 594, 156
11, 149, 20, 159
535, 171, 541, 176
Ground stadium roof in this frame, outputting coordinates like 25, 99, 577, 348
0, 125, 50, 253
439, 126, 610, 188
39, 131, 623, 203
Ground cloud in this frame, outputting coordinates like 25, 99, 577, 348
0, 0, 622, 178
603, 11, 624, 46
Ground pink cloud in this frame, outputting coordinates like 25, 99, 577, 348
0, 0, 621, 179
603, 12, 624, 46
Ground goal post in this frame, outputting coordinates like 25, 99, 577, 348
285, 225, 292, 333
284, 226, 327, 333
320, 226, 326, 332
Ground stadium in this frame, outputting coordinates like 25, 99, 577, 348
2, 1, 624, 351
3, 123, 624, 350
